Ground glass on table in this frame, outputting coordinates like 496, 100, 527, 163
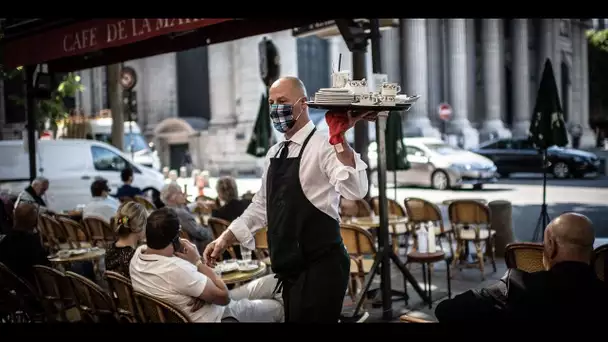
239, 246, 253, 267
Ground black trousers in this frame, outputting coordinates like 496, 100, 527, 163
282, 248, 350, 323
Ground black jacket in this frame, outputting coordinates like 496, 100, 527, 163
0, 230, 50, 285
211, 199, 251, 223
435, 261, 608, 321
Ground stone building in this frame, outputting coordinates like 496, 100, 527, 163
0, 19, 596, 172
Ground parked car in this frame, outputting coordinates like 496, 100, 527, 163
472, 138, 601, 179
368, 138, 497, 190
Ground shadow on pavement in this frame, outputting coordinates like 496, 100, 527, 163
497, 175, 608, 189
393, 185, 514, 193
512, 203, 608, 241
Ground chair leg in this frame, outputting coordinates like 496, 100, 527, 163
446, 232, 455, 257
445, 259, 452, 299
489, 237, 497, 273
474, 241, 485, 281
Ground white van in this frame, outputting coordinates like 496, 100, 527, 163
0, 139, 165, 213
87, 119, 161, 171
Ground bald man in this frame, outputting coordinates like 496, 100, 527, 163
15, 177, 50, 211
435, 213, 608, 321
204, 77, 369, 323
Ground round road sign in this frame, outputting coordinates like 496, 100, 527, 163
438, 103, 452, 121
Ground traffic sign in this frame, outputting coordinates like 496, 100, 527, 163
438, 103, 452, 121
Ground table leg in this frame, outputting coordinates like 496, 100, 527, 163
426, 263, 432, 309
446, 259, 452, 299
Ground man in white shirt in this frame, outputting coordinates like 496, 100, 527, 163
82, 179, 119, 224
204, 76, 369, 323
130, 207, 283, 323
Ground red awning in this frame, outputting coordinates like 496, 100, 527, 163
2, 18, 232, 69
2, 18, 320, 72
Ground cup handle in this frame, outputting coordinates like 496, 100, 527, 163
396, 85, 401, 93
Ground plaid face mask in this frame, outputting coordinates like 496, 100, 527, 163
270, 99, 303, 133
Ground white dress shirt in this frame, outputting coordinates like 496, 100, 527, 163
82, 196, 119, 225
228, 120, 368, 250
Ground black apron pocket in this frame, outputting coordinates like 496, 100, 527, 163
268, 232, 305, 275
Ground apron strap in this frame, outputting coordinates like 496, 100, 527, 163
297, 127, 317, 159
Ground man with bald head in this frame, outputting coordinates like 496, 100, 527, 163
15, 177, 50, 212
435, 212, 608, 321
204, 76, 369, 322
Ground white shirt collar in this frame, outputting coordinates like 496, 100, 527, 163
286, 120, 315, 146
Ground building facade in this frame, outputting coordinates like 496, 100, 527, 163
0, 19, 596, 172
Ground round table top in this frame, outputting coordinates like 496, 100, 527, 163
345, 216, 408, 229
48, 248, 106, 263
221, 261, 267, 285
406, 251, 446, 263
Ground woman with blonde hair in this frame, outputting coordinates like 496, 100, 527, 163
105, 202, 147, 278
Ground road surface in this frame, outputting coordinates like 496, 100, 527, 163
183, 174, 608, 242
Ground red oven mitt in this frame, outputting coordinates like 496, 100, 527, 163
325, 111, 350, 145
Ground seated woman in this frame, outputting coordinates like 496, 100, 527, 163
0, 203, 50, 284
211, 176, 251, 222
105, 202, 147, 278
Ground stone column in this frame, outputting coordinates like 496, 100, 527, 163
579, 21, 595, 147
466, 19, 478, 125
480, 19, 511, 141
570, 23, 582, 134
426, 19, 443, 127
379, 28, 401, 83
538, 19, 554, 87
402, 19, 440, 137
511, 19, 532, 138
553, 19, 562, 99
447, 19, 478, 148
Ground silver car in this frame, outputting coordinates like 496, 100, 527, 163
368, 138, 498, 190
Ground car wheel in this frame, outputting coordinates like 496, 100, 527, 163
431, 170, 450, 190
552, 162, 570, 179
473, 184, 483, 190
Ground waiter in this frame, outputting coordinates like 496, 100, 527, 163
204, 77, 369, 323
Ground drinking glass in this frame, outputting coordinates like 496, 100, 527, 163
240, 246, 252, 267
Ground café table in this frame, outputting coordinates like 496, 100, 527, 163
221, 261, 267, 286
48, 247, 106, 279
344, 216, 408, 231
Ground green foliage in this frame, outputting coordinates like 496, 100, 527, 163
587, 29, 608, 111
588, 29, 608, 53
8, 72, 85, 131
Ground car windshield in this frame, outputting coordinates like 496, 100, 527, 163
94, 133, 149, 152
423, 143, 462, 155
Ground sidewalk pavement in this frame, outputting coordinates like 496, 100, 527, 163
342, 257, 508, 323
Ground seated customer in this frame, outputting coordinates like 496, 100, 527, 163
0, 203, 50, 284
211, 176, 251, 222
105, 202, 147, 278
435, 213, 608, 322
130, 208, 283, 323
82, 178, 119, 225
14, 177, 51, 213
116, 168, 143, 200
161, 183, 213, 253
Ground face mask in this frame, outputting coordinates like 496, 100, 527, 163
270, 99, 303, 133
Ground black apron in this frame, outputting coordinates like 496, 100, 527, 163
266, 128, 350, 323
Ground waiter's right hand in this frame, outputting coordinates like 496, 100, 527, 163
203, 237, 229, 267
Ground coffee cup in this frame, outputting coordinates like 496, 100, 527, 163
359, 93, 379, 106
332, 71, 351, 88
345, 79, 368, 95
381, 83, 401, 96
377, 94, 396, 106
